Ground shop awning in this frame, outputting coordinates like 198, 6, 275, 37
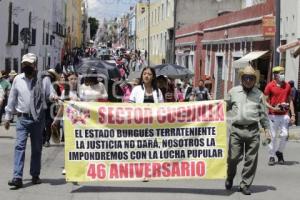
233, 51, 269, 68
277, 40, 300, 53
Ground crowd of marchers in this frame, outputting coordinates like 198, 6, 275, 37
0, 51, 296, 196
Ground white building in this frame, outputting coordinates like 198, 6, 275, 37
51, 0, 67, 69
0, 0, 66, 72
128, 6, 136, 50
280, 0, 300, 88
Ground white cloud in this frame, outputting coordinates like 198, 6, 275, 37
87, 0, 138, 20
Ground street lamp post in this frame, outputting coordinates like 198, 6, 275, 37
147, 0, 150, 66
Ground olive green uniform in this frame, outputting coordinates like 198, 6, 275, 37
226, 85, 269, 188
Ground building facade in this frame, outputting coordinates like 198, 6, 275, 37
65, 0, 83, 52
0, 0, 84, 72
136, 0, 174, 65
176, 0, 243, 29
175, 0, 244, 82
175, 0, 275, 99
51, 0, 67, 68
81, 0, 90, 48
279, 0, 300, 88
0, 0, 64, 72
128, 6, 136, 50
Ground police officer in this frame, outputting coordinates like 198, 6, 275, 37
225, 65, 270, 195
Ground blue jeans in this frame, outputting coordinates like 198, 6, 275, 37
13, 115, 45, 179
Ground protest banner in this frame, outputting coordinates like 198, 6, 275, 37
64, 100, 227, 182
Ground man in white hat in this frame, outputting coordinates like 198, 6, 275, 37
225, 65, 271, 195
4, 53, 57, 189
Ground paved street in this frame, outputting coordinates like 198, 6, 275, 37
0, 125, 299, 200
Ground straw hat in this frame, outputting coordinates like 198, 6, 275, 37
9, 70, 17, 76
47, 68, 60, 81
239, 65, 258, 80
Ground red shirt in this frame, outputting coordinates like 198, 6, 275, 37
264, 80, 291, 115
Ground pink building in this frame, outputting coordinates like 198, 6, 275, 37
176, 0, 276, 99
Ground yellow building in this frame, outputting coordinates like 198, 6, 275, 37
136, 0, 174, 65
66, 0, 82, 50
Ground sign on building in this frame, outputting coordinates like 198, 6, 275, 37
262, 15, 275, 37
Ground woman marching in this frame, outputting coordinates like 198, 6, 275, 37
129, 67, 164, 103
129, 67, 163, 181
51, 71, 80, 175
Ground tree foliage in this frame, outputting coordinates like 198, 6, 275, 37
88, 17, 99, 40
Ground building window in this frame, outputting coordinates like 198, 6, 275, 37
7, 2, 12, 44
189, 55, 194, 72
5, 58, 11, 73
166, 0, 169, 17
42, 20, 45, 45
160, 33, 163, 55
161, 4, 164, 20
46, 33, 49, 45
205, 51, 211, 75
156, 35, 159, 55
31, 28, 36, 46
158, 7, 160, 23
50, 35, 54, 45
151, 12, 153, 25
155, 9, 157, 24
11, 22, 19, 45
185, 56, 189, 69
13, 58, 19, 72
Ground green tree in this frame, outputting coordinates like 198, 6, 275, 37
88, 17, 99, 40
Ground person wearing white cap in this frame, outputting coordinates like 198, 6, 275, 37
4, 53, 57, 189
225, 65, 270, 195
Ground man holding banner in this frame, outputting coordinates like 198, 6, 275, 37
225, 65, 270, 195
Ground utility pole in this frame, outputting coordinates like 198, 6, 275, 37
147, 0, 150, 66
173, 0, 178, 64
274, 0, 280, 66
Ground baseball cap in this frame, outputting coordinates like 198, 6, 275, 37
21, 53, 37, 64
272, 66, 284, 73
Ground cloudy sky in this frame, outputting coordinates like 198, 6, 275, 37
87, 0, 140, 21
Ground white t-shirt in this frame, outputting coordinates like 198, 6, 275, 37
61, 90, 79, 101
